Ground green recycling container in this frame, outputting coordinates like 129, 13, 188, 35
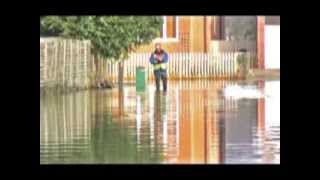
136, 66, 146, 91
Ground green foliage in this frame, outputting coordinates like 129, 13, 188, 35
41, 16, 163, 61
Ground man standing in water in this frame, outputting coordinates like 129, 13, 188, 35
149, 43, 169, 92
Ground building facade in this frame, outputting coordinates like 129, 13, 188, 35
135, 16, 266, 69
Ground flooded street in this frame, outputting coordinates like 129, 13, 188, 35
40, 80, 280, 164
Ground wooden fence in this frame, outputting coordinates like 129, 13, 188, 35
40, 38, 94, 89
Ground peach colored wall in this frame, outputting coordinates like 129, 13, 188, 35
135, 16, 212, 53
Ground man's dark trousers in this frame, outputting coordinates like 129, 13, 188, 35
154, 69, 167, 91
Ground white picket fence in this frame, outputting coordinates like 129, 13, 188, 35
40, 38, 257, 90
103, 52, 256, 82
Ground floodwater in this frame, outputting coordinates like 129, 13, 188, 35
40, 80, 280, 164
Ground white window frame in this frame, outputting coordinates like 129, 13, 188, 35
153, 16, 179, 43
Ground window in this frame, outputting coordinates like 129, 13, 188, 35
211, 16, 257, 41
157, 16, 179, 41
223, 16, 256, 41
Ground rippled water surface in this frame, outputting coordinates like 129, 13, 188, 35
40, 80, 280, 164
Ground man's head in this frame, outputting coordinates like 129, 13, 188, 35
155, 43, 161, 52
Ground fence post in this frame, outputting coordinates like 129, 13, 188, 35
182, 53, 185, 78
228, 52, 231, 78
75, 40, 78, 88
84, 41, 87, 88
229, 52, 232, 78
43, 42, 47, 87
53, 41, 57, 87
206, 54, 209, 78
184, 52, 186, 79
223, 52, 226, 78
203, 54, 205, 78
55, 41, 59, 88
219, 53, 222, 78
230, 52, 234, 78
62, 40, 66, 89
192, 53, 195, 78
69, 40, 72, 88
81, 41, 84, 88
132, 54, 135, 81
201, 54, 204, 78
76, 40, 79, 88
204, 53, 207, 78
208, 54, 211, 77
219, 52, 222, 78
196, 53, 199, 78
217, 53, 220, 78
221, 53, 224, 78
124, 58, 127, 81
189, 53, 192, 77
216, 53, 219, 78
188, 53, 191, 78
195, 53, 197, 78
51, 41, 55, 87
175, 53, 177, 78
129, 54, 133, 81
169, 53, 172, 79
77, 40, 81, 88
176, 53, 179, 79
225, 52, 228, 79
72, 40, 76, 88
224, 52, 227, 78
181, 53, 184, 78
169, 53, 171, 79
231, 52, 235, 78
231, 52, 234, 78
186, 53, 189, 78
178, 53, 181, 79
133, 54, 136, 82
127, 55, 130, 80
221, 52, 224, 78
204, 53, 208, 78
175, 53, 178, 79
212, 54, 215, 78
77, 40, 80, 88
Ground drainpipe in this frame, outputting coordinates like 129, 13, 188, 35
257, 16, 265, 69
204, 16, 207, 53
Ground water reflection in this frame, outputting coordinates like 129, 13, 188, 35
40, 80, 280, 164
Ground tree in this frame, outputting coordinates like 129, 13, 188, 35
41, 16, 163, 89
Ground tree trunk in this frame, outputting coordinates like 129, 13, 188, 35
118, 61, 124, 90
118, 61, 124, 118
93, 53, 99, 87
118, 87, 124, 119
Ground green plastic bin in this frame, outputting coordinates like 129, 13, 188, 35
136, 66, 146, 92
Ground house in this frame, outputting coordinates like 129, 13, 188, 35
135, 16, 267, 69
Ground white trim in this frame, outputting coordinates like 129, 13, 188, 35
153, 38, 179, 43
163, 16, 167, 39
